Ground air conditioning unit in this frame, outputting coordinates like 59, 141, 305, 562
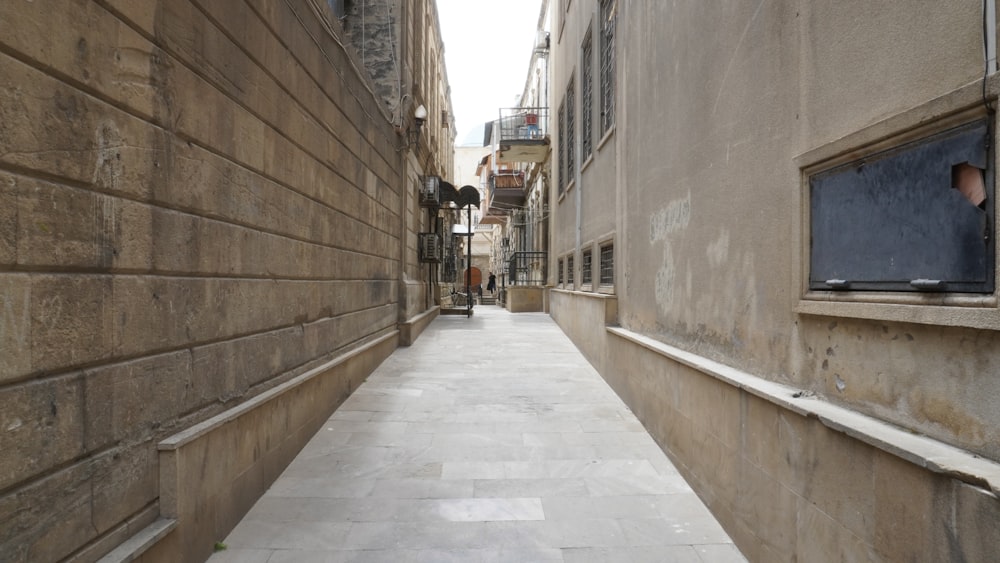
419, 175, 440, 208
418, 233, 442, 263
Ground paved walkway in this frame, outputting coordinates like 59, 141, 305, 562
210, 306, 746, 563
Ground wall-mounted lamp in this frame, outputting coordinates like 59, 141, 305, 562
409, 104, 428, 146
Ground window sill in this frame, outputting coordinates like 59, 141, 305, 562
597, 126, 615, 151
796, 293, 1000, 331
598, 284, 616, 295
580, 153, 595, 173
565, 179, 577, 194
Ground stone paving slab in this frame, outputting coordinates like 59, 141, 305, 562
211, 306, 746, 562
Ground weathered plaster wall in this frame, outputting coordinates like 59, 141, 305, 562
0, 0, 438, 560
617, 0, 799, 376
611, 0, 1000, 458
548, 0, 1000, 559
551, 1, 618, 283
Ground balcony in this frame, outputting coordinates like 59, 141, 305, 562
486, 170, 526, 215
497, 107, 550, 163
508, 251, 547, 286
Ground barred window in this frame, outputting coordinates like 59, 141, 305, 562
600, 243, 614, 285
558, 100, 566, 194
599, 0, 616, 134
566, 77, 576, 178
558, 258, 564, 285
567, 254, 575, 286
581, 249, 593, 285
581, 30, 594, 160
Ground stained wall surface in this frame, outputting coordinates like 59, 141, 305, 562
0, 1, 449, 560
548, 0, 1000, 560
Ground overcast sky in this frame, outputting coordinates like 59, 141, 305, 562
437, 0, 543, 145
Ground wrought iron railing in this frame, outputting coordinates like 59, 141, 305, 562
507, 251, 548, 286
497, 107, 549, 142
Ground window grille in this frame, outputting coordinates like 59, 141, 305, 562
581, 30, 594, 159
600, 243, 614, 285
567, 255, 575, 286
558, 101, 566, 194
599, 0, 616, 134
582, 249, 593, 285
558, 258, 564, 285
566, 77, 576, 177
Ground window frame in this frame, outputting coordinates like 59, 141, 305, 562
557, 100, 566, 195
808, 119, 994, 294
795, 106, 1000, 331
599, 0, 616, 135
565, 75, 576, 180
581, 247, 593, 288
599, 242, 614, 287
581, 27, 594, 161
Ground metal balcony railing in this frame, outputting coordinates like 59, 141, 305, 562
498, 107, 549, 142
508, 251, 548, 286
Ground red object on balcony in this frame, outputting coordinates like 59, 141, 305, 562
524, 113, 538, 126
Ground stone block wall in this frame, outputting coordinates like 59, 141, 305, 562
551, 290, 1000, 561
0, 1, 415, 560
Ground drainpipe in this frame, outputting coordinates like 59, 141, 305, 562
988, 0, 997, 73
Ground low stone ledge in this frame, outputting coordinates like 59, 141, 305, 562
399, 306, 439, 346
158, 332, 395, 452
506, 286, 546, 313
95, 518, 176, 563
152, 331, 398, 562
608, 326, 1000, 496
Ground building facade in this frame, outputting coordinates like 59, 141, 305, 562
0, 1, 452, 561
549, 1, 1000, 560
479, 0, 553, 312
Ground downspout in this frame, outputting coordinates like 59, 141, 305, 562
575, 3, 599, 266
988, 0, 997, 74
396, 0, 411, 325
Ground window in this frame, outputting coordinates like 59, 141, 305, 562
600, 243, 614, 285
581, 29, 594, 160
328, 0, 349, 18
809, 119, 993, 293
582, 249, 593, 286
566, 76, 576, 178
599, 0, 616, 134
558, 258, 564, 285
567, 254, 575, 287
558, 101, 566, 194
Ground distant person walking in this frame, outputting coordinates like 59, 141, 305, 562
487, 272, 497, 296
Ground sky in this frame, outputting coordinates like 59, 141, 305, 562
436, 0, 543, 146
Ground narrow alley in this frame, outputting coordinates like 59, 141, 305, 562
209, 306, 745, 562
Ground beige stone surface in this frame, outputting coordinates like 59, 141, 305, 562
210, 308, 744, 563
147, 334, 396, 563
507, 286, 545, 312
29, 275, 114, 374
561, 298, 1000, 560
953, 482, 1000, 563
0, 0, 455, 560
0, 274, 31, 380
872, 449, 952, 561
0, 375, 85, 491
550, 1, 1000, 558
